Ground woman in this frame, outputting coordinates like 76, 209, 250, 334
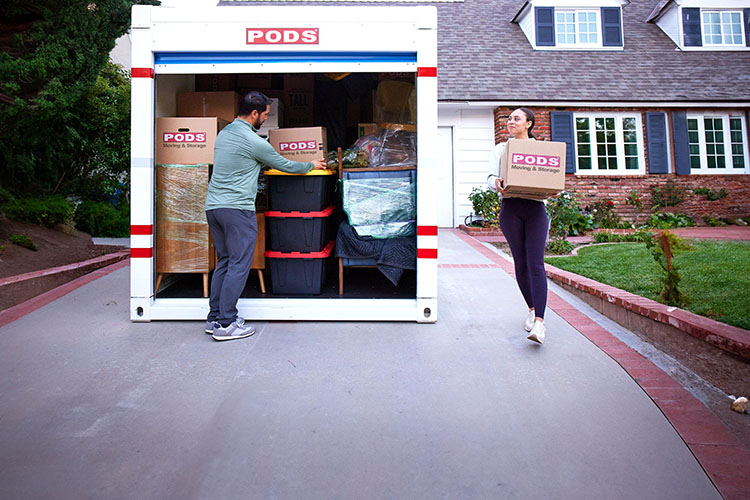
487, 108, 549, 344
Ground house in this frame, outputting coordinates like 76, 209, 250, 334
150, 0, 750, 226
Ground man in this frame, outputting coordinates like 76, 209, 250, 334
205, 91, 326, 341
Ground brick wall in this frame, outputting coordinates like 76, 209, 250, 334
493, 106, 750, 223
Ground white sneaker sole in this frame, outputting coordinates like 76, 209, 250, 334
212, 329, 256, 341
527, 333, 544, 344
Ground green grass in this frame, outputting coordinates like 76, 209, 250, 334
545, 241, 750, 330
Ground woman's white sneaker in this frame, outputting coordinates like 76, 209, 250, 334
527, 321, 545, 344
524, 309, 535, 332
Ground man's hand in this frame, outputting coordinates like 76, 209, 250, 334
312, 159, 327, 170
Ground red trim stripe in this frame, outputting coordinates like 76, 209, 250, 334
131, 225, 153, 235
417, 67, 437, 77
130, 248, 153, 259
131, 68, 154, 78
417, 225, 438, 236
417, 248, 438, 259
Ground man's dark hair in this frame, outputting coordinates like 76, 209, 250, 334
238, 91, 273, 117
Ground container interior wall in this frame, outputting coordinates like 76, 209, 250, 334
153, 70, 418, 300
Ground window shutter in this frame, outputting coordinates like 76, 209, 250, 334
550, 111, 575, 174
672, 111, 691, 175
646, 112, 669, 174
535, 7, 555, 47
682, 8, 702, 47
744, 9, 750, 47
601, 7, 623, 47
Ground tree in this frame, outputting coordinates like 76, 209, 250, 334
0, 0, 157, 196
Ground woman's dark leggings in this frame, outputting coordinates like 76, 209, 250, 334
498, 197, 549, 319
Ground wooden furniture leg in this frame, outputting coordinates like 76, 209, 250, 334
202, 273, 209, 298
155, 273, 164, 295
338, 258, 344, 295
257, 269, 266, 294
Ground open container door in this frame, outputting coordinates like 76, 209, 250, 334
130, 5, 438, 323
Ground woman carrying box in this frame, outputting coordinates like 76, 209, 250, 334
487, 108, 548, 344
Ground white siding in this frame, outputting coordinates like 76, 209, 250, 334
437, 105, 496, 227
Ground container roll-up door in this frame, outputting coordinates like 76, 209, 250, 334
154, 52, 418, 75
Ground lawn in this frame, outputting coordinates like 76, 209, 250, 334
545, 240, 750, 330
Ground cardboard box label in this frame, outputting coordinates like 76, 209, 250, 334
162, 132, 207, 143
156, 117, 222, 165
269, 127, 327, 162
500, 140, 566, 197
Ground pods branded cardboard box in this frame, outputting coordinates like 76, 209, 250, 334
500, 140, 566, 199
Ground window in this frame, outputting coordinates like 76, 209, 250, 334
702, 11, 744, 46
574, 113, 644, 174
556, 10, 599, 45
687, 114, 748, 173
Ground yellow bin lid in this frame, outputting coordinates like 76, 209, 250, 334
264, 168, 335, 176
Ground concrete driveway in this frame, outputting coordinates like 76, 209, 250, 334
0, 231, 722, 500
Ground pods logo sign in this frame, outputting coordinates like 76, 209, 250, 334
279, 141, 318, 152
246, 28, 319, 45
511, 153, 561, 167
163, 132, 206, 143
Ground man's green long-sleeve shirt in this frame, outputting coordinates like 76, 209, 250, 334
205, 118, 313, 211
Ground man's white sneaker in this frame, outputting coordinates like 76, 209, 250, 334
524, 309, 535, 332
205, 321, 218, 334
527, 321, 545, 344
212, 318, 256, 341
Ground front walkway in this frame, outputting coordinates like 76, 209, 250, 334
0, 230, 735, 499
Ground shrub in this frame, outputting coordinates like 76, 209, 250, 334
468, 188, 501, 228
650, 181, 688, 210
73, 200, 130, 237
546, 239, 575, 255
694, 187, 728, 201
625, 189, 644, 226
9, 234, 37, 251
703, 215, 727, 227
593, 230, 653, 243
644, 231, 694, 307
547, 191, 587, 239
3, 196, 74, 228
648, 212, 694, 229
0, 186, 16, 207
591, 198, 622, 229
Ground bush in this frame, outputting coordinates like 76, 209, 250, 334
703, 215, 727, 227
591, 198, 622, 229
3, 196, 74, 228
650, 181, 688, 210
593, 230, 653, 244
644, 231, 694, 307
648, 212, 694, 229
546, 239, 575, 255
73, 200, 130, 237
547, 191, 587, 239
694, 187, 728, 201
9, 234, 37, 251
468, 187, 501, 228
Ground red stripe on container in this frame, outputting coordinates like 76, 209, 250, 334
264, 205, 335, 218
265, 240, 335, 259
131, 225, 153, 235
131, 68, 154, 78
417, 225, 438, 236
417, 248, 438, 259
130, 248, 153, 258
417, 67, 437, 77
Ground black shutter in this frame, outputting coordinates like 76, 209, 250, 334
682, 8, 702, 47
535, 7, 555, 47
550, 111, 575, 173
744, 9, 750, 47
646, 112, 669, 174
601, 7, 623, 47
672, 111, 691, 175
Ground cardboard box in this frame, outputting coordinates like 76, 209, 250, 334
177, 91, 240, 123
500, 140, 566, 198
195, 74, 237, 92
268, 127, 327, 162
236, 73, 273, 89
358, 123, 378, 138
155, 117, 225, 165
283, 91, 314, 128
258, 98, 283, 133
284, 74, 315, 92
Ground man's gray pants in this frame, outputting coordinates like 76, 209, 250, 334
206, 208, 257, 326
